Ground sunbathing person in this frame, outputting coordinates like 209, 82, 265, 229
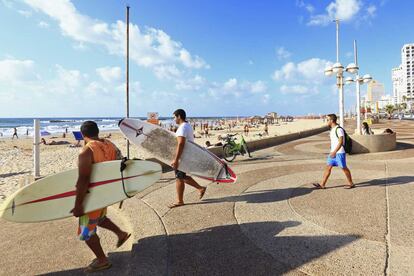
41, 138, 70, 145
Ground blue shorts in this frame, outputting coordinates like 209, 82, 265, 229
327, 153, 347, 168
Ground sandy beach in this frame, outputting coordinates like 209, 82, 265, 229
0, 119, 324, 203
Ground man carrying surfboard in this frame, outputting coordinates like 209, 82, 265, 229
71, 121, 131, 272
170, 109, 207, 208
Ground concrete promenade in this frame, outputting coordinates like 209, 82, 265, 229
1, 120, 414, 275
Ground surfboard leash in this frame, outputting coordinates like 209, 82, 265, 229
120, 157, 134, 199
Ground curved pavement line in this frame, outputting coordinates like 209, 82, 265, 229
294, 141, 329, 154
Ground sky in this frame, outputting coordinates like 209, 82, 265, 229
0, 0, 413, 118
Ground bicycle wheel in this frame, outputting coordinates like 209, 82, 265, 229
223, 144, 236, 162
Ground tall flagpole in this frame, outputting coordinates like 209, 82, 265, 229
120, 5, 130, 210
126, 5, 130, 158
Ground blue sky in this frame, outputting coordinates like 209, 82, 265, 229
0, 0, 412, 117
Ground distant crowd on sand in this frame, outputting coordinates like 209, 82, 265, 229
166, 119, 271, 140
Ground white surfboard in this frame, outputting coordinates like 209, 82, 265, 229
0, 160, 162, 223
119, 118, 237, 183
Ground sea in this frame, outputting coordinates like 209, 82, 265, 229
0, 117, 240, 138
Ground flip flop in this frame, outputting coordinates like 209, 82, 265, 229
312, 183, 325, 189
116, 233, 131, 248
168, 202, 185, 209
345, 184, 356, 189
85, 260, 112, 273
199, 187, 207, 200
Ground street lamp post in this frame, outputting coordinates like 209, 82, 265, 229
324, 20, 372, 131
345, 40, 373, 134
324, 19, 346, 127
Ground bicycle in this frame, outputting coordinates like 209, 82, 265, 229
222, 134, 251, 162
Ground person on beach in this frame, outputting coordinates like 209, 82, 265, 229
71, 121, 130, 273
264, 123, 269, 136
12, 128, 18, 139
204, 126, 209, 138
362, 122, 374, 135
383, 128, 394, 134
40, 138, 70, 145
313, 114, 355, 189
169, 109, 207, 208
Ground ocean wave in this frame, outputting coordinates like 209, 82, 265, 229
0, 123, 120, 138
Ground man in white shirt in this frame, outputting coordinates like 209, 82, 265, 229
169, 109, 207, 208
313, 114, 355, 189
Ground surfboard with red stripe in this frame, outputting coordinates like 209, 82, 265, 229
119, 118, 237, 184
0, 160, 162, 223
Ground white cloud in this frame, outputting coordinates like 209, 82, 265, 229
23, 0, 209, 72
273, 58, 333, 83
73, 42, 87, 50
296, 0, 315, 13
280, 84, 309, 94
223, 78, 238, 90
250, 81, 267, 93
55, 64, 83, 89
276, 47, 292, 60
218, 78, 267, 96
0, 59, 35, 82
18, 9, 32, 17
38, 21, 49, 28
175, 75, 206, 91
1, 0, 14, 8
273, 58, 333, 96
308, 0, 361, 26
0, 62, 131, 116
273, 62, 296, 81
153, 65, 182, 80
262, 94, 270, 104
305, 0, 376, 26
367, 5, 376, 16
96, 66, 121, 83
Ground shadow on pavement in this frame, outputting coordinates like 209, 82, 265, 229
45, 221, 359, 276
396, 142, 414, 150
0, 171, 29, 178
356, 176, 414, 188
199, 186, 314, 205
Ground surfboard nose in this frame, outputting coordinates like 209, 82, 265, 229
118, 118, 126, 126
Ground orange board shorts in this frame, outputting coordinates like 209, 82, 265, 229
78, 208, 107, 241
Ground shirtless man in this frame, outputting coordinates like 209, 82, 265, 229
71, 121, 130, 272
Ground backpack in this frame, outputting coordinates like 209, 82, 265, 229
335, 126, 353, 154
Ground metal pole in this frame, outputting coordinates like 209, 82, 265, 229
34, 119, 40, 178
339, 75, 344, 127
336, 19, 339, 62
335, 19, 344, 127
354, 40, 362, 135
126, 5, 130, 158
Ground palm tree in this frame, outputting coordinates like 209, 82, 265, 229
385, 104, 395, 116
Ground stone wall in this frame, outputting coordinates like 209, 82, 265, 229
208, 126, 329, 158
350, 133, 396, 153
